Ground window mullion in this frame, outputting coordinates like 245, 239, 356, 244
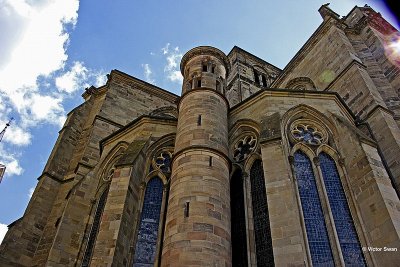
313, 157, 346, 266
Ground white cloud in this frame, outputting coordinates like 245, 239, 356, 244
161, 43, 170, 55
163, 44, 183, 83
0, 223, 8, 244
55, 61, 88, 93
28, 187, 35, 198
0, 0, 83, 179
0, 145, 23, 176
142, 63, 155, 84
1, 122, 31, 146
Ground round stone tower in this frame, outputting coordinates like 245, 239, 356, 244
161, 46, 231, 266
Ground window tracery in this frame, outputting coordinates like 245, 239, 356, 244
290, 122, 327, 145
152, 150, 172, 174
233, 134, 257, 162
288, 117, 366, 265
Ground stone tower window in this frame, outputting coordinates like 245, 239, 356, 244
261, 75, 267, 87
82, 187, 109, 267
250, 160, 274, 266
254, 69, 260, 85
132, 177, 163, 266
211, 65, 215, 73
197, 79, 201, 88
202, 64, 208, 72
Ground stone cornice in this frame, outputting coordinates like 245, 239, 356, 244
99, 115, 177, 151
180, 46, 230, 75
109, 69, 179, 103
229, 88, 355, 124
177, 87, 230, 111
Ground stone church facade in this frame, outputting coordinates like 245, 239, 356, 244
1, 4, 400, 267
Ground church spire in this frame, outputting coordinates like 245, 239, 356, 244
0, 117, 13, 183
0, 117, 13, 143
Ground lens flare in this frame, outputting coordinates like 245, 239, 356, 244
384, 32, 400, 67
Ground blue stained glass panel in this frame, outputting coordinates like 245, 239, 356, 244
133, 177, 163, 266
294, 151, 335, 266
319, 153, 366, 266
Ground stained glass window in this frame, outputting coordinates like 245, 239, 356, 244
250, 160, 274, 266
319, 152, 366, 266
230, 169, 248, 267
293, 151, 334, 266
82, 187, 109, 267
133, 177, 163, 266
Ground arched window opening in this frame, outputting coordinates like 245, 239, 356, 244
133, 177, 164, 266
250, 160, 274, 266
319, 152, 366, 266
82, 187, 109, 267
261, 75, 267, 87
230, 169, 248, 267
293, 151, 334, 266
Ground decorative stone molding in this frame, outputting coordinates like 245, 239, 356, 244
289, 119, 328, 146
152, 150, 173, 174
103, 167, 115, 182
233, 134, 258, 162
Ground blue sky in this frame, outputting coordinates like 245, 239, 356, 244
0, 0, 398, 242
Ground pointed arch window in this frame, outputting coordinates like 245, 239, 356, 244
82, 186, 109, 267
319, 152, 366, 266
230, 169, 248, 267
132, 177, 164, 266
293, 151, 335, 266
249, 160, 274, 266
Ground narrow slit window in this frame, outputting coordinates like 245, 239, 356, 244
197, 115, 202, 126
197, 79, 201, 88
209, 156, 212, 166
262, 75, 267, 87
184, 202, 190, 217
211, 66, 215, 73
202, 64, 207, 72
254, 70, 260, 84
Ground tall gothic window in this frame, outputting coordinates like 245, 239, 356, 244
230, 169, 248, 267
132, 177, 164, 266
82, 187, 109, 267
293, 151, 335, 266
319, 152, 366, 266
250, 160, 274, 266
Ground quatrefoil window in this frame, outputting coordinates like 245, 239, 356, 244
291, 124, 324, 145
154, 151, 172, 174
233, 135, 257, 162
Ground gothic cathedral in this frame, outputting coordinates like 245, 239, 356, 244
1, 4, 400, 267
